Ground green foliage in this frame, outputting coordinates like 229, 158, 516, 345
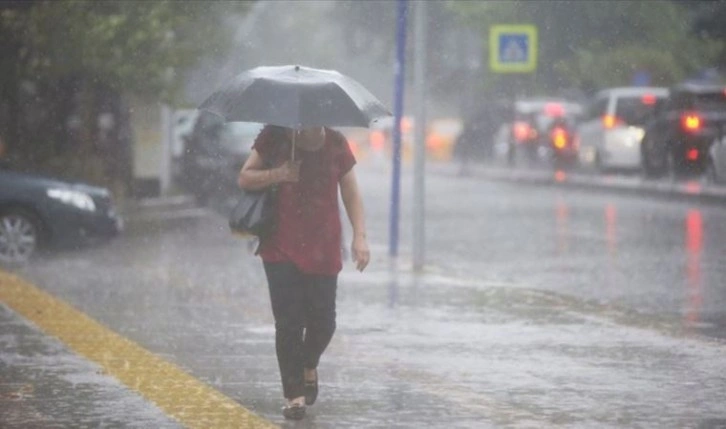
2, 0, 252, 102
448, 0, 724, 91
0, 0, 253, 189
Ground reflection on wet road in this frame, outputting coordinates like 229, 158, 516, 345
4, 162, 726, 428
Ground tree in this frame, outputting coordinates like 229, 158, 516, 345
448, 0, 723, 96
685, 0, 726, 71
0, 0, 252, 190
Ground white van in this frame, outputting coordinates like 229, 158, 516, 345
577, 87, 669, 171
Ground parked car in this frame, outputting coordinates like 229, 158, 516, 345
179, 112, 263, 205
641, 83, 726, 178
0, 162, 123, 265
503, 98, 583, 166
576, 87, 669, 171
708, 130, 726, 183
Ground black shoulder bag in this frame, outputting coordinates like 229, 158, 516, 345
230, 130, 297, 244
228, 183, 278, 239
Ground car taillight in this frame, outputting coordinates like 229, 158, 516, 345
686, 148, 699, 161
602, 115, 623, 129
370, 130, 385, 151
551, 127, 568, 149
641, 94, 656, 105
544, 103, 564, 117
513, 121, 534, 142
681, 112, 702, 133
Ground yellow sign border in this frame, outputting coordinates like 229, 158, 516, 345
490, 25, 538, 73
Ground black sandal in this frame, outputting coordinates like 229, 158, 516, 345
282, 403, 306, 420
304, 370, 318, 406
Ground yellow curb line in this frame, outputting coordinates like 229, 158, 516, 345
0, 269, 278, 429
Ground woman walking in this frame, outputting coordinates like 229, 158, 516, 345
237, 125, 370, 420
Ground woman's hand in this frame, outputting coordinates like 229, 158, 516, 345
351, 235, 370, 272
274, 160, 302, 183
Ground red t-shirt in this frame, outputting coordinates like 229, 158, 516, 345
253, 126, 356, 275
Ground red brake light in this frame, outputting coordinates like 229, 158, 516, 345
687, 148, 699, 161
551, 127, 568, 149
602, 115, 623, 129
513, 121, 533, 142
681, 113, 702, 132
641, 94, 656, 105
370, 130, 385, 151
544, 103, 564, 117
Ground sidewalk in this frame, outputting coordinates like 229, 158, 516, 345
0, 301, 183, 429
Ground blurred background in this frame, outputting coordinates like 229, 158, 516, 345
3, 4, 726, 425
1, 0, 725, 200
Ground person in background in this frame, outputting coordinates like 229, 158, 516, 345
237, 125, 370, 420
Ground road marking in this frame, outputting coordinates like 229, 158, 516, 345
0, 269, 277, 429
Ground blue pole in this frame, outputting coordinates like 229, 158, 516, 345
390, 0, 408, 258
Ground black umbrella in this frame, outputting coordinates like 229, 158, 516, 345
199, 65, 391, 129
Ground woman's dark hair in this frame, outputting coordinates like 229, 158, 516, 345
265, 125, 290, 143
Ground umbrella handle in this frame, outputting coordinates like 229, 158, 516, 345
291, 131, 296, 161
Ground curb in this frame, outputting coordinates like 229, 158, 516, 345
433, 164, 726, 205
119, 194, 198, 215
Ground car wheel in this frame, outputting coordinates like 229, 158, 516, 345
594, 150, 608, 174
507, 142, 516, 167
0, 209, 42, 265
642, 138, 666, 178
666, 148, 682, 182
705, 157, 723, 184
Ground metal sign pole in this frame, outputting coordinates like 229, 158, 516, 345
389, 0, 408, 258
412, 0, 427, 272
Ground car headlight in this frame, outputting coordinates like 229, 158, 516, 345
46, 189, 96, 212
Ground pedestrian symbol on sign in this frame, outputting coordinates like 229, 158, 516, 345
500, 34, 528, 63
490, 25, 538, 73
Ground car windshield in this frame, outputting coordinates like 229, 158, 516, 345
218, 122, 264, 154
515, 100, 582, 130
691, 92, 726, 111
615, 96, 666, 126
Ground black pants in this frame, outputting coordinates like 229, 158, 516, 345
263, 262, 338, 399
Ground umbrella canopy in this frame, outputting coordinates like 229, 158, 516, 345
199, 65, 392, 129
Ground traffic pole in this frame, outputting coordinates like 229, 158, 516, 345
412, 0, 427, 272
389, 0, 408, 258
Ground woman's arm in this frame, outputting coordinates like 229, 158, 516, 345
340, 167, 370, 271
237, 149, 300, 191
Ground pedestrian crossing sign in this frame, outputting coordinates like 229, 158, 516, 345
490, 25, 538, 73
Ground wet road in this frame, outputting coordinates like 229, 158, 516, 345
3, 161, 726, 428
389, 163, 726, 340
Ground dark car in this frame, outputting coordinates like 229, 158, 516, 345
454, 100, 511, 161
503, 98, 583, 166
641, 83, 726, 177
179, 111, 263, 206
0, 162, 123, 265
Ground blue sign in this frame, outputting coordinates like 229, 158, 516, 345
490, 25, 538, 73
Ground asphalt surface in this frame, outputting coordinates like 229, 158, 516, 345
2, 160, 726, 428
